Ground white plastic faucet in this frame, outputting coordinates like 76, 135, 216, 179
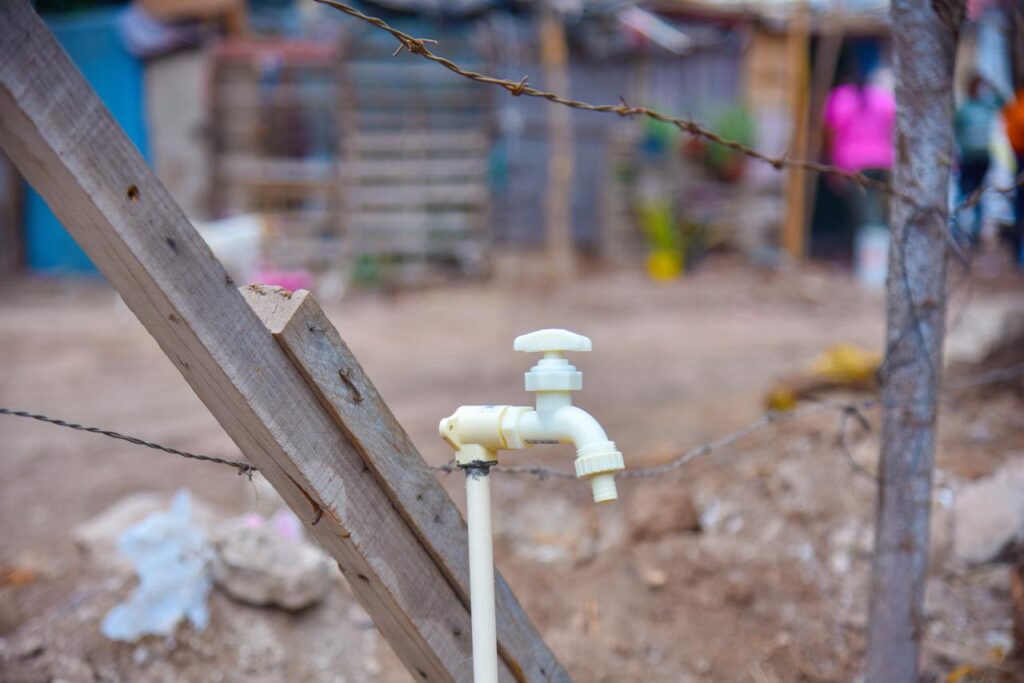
439, 329, 624, 683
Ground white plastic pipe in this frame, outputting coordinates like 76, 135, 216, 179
466, 467, 498, 683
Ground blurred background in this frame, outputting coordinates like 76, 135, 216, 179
1, 0, 1023, 681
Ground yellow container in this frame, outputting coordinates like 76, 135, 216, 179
646, 249, 682, 281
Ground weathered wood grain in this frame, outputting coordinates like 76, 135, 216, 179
241, 286, 569, 683
0, 3, 558, 680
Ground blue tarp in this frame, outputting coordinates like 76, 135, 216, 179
25, 7, 149, 274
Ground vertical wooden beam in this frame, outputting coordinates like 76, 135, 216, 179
539, 6, 576, 279
0, 3, 566, 681
0, 151, 22, 275
802, 18, 844, 238
782, 2, 810, 260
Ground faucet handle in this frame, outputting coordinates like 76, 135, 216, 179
514, 329, 590, 392
513, 329, 592, 354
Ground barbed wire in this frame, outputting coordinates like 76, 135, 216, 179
2, 363, 1020, 484
0, 408, 257, 478
956, 170, 1024, 213
316, 0, 904, 199
314, 0, 1019, 219
433, 361, 1024, 480
430, 399, 876, 480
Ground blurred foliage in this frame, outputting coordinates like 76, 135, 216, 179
637, 201, 711, 281
639, 117, 678, 162
684, 105, 756, 183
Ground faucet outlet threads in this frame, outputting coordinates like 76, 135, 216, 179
573, 441, 625, 503
589, 474, 618, 504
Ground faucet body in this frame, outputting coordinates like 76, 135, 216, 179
440, 398, 622, 502
439, 328, 625, 501
440, 329, 622, 682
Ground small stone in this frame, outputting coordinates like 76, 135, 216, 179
829, 551, 851, 575
930, 486, 955, 565
627, 483, 701, 541
723, 573, 754, 608
953, 458, 1024, 564
967, 420, 994, 444
986, 630, 1013, 657
636, 563, 667, 590
131, 646, 151, 667
494, 497, 587, 564
944, 298, 1024, 365
51, 654, 94, 682
236, 619, 286, 674
211, 513, 332, 611
14, 635, 44, 661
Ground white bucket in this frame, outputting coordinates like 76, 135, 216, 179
855, 223, 889, 289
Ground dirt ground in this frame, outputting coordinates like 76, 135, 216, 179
1, 256, 1022, 682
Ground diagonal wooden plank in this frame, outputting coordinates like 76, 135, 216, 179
240, 285, 569, 683
0, 2, 562, 680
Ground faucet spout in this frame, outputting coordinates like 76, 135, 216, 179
516, 405, 608, 449
511, 405, 624, 503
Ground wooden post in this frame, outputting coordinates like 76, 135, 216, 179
539, 5, 575, 279
0, 3, 566, 681
865, 0, 964, 680
801, 18, 844, 237
781, 2, 810, 260
0, 151, 22, 275
241, 285, 568, 682
1013, 5, 1024, 87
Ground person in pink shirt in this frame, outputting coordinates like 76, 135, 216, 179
823, 66, 896, 232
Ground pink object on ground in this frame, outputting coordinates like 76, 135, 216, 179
256, 269, 315, 293
270, 510, 302, 541
823, 84, 896, 173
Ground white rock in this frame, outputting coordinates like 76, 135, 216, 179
493, 497, 587, 565
930, 484, 956, 566
953, 458, 1024, 564
211, 513, 332, 611
944, 298, 1024, 365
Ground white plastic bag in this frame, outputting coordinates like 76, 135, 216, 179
102, 490, 213, 642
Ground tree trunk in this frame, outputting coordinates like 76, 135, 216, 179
865, 1, 964, 680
